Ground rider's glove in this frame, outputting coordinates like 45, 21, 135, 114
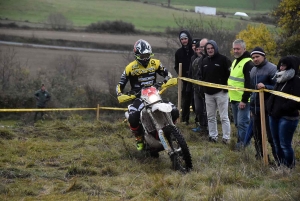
164, 76, 170, 83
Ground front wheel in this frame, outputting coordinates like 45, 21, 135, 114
163, 125, 192, 173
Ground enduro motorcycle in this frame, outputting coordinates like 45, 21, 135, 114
118, 78, 193, 173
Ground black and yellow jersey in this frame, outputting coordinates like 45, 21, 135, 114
116, 59, 169, 95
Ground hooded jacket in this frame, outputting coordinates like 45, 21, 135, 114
250, 58, 277, 114
174, 30, 194, 78
201, 40, 231, 95
267, 55, 300, 118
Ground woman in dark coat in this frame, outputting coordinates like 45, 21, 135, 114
267, 56, 300, 168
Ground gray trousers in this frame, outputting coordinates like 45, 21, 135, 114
205, 91, 231, 139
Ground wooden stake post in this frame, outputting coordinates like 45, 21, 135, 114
177, 63, 182, 123
259, 90, 268, 166
97, 104, 100, 121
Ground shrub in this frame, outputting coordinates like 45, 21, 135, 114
251, 15, 276, 25
86, 20, 136, 34
45, 12, 73, 30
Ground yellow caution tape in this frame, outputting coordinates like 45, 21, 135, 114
179, 77, 259, 92
179, 77, 300, 103
264, 89, 300, 102
2, 77, 299, 113
0, 107, 128, 112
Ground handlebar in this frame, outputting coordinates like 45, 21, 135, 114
117, 78, 177, 103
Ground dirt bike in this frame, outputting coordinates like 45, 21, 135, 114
118, 78, 193, 173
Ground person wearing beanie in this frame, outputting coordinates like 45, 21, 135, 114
249, 46, 277, 162
174, 30, 194, 125
200, 40, 232, 143
187, 38, 209, 133
267, 55, 300, 168
192, 38, 201, 52
227, 39, 254, 150
188, 37, 202, 130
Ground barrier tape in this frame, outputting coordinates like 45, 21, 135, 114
179, 77, 300, 103
0, 107, 127, 112
1, 77, 299, 112
264, 89, 300, 102
179, 77, 259, 92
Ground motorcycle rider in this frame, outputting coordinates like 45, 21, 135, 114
116, 39, 179, 151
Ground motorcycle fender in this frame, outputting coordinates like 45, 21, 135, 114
151, 103, 172, 113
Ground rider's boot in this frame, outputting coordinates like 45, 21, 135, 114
130, 126, 144, 151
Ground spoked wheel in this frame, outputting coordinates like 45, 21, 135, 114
163, 125, 192, 173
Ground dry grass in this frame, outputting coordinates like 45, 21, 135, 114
0, 115, 299, 200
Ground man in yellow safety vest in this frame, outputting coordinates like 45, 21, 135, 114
228, 39, 254, 150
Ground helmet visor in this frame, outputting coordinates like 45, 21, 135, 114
136, 53, 153, 60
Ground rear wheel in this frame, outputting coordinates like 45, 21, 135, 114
163, 125, 192, 173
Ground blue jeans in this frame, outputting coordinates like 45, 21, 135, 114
231, 101, 250, 143
269, 116, 298, 168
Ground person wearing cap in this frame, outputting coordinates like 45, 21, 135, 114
201, 40, 232, 143
174, 30, 194, 125
191, 38, 201, 52
34, 84, 51, 121
249, 46, 277, 161
188, 37, 201, 131
187, 38, 209, 133
267, 55, 300, 168
227, 39, 254, 150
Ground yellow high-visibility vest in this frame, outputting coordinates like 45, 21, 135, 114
228, 58, 252, 102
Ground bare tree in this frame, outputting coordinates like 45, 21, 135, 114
251, 0, 258, 10
46, 12, 73, 30
52, 53, 88, 82
0, 48, 19, 90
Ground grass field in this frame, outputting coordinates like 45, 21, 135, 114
0, 0, 278, 32
0, 117, 299, 200
145, 0, 277, 11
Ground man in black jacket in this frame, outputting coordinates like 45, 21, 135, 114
201, 40, 232, 143
34, 84, 51, 121
174, 30, 194, 125
187, 38, 209, 133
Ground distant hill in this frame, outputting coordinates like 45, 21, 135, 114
0, 0, 278, 33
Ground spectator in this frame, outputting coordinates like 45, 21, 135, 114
201, 40, 232, 143
187, 38, 209, 133
267, 56, 300, 168
228, 39, 254, 150
34, 84, 51, 121
249, 47, 277, 161
190, 38, 201, 128
191, 38, 201, 52
174, 30, 195, 125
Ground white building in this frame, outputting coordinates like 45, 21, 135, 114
195, 6, 216, 15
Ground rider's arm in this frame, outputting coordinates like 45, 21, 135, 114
156, 60, 169, 78
116, 70, 129, 95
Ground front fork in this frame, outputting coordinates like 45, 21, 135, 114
146, 109, 174, 155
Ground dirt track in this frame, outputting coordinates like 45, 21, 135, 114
0, 28, 178, 88
0, 28, 169, 48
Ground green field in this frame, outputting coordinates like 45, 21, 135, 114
0, 117, 299, 200
147, 0, 277, 12
0, 0, 278, 32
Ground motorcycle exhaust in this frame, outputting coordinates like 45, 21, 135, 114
144, 134, 163, 149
